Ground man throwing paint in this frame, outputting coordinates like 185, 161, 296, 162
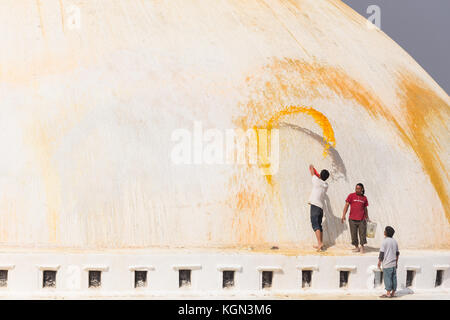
308, 164, 330, 251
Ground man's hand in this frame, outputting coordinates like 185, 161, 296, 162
342, 202, 349, 224
309, 164, 316, 176
377, 261, 381, 269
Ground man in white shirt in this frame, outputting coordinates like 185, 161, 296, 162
308, 164, 330, 251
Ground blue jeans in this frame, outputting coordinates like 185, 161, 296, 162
383, 267, 397, 291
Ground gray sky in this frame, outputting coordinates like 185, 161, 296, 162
342, 0, 449, 94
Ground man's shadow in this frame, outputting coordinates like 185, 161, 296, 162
322, 194, 347, 248
394, 287, 415, 297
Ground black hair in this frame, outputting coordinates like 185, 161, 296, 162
385, 226, 395, 237
320, 169, 330, 181
356, 183, 365, 195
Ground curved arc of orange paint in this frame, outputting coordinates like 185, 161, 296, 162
252, 105, 336, 242
266, 105, 336, 157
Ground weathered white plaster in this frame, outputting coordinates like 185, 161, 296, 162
128, 266, 155, 271
37, 265, 60, 271
0, 0, 448, 298
0, 0, 448, 251
217, 265, 242, 272
0, 264, 15, 270
172, 264, 202, 270
405, 266, 421, 271
434, 265, 450, 270
296, 265, 319, 271
335, 266, 357, 271
0, 250, 447, 298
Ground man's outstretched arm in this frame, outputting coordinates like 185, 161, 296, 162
309, 164, 320, 178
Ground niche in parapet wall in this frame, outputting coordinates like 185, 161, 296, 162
339, 271, 349, 288
179, 270, 191, 288
43, 270, 56, 288
435, 270, 443, 287
406, 270, 415, 288
374, 270, 383, 288
89, 271, 102, 288
0, 270, 7, 287
302, 270, 312, 288
262, 271, 273, 289
222, 271, 235, 289
135, 271, 148, 288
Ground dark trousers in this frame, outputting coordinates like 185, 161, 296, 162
310, 205, 323, 232
349, 219, 367, 246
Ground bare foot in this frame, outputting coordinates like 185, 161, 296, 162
313, 245, 319, 249
359, 246, 365, 254
352, 247, 359, 252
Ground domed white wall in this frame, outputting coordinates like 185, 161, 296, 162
0, 0, 448, 249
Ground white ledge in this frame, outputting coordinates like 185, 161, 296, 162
172, 264, 202, 271
335, 265, 357, 271
367, 265, 382, 272
256, 266, 283, 272
217, 265, 242, 272
129, 266, 155, 271
296, 265, 319, 271
405, 266, 421, 271
0, 264, 15, 270
36, 265, 60, 271
83, 265, 109, 272
433, 264, 450, 270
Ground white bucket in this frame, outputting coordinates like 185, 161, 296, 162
367, 221, 377, 238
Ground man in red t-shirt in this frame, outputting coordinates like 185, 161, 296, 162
341, 183, 370, 253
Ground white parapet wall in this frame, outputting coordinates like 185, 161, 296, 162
0, 249, 449, 298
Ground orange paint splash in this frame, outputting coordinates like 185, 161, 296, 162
231, 57, 449, 240
250, 106, 336, 241
394, 73, 450, 223
227, 169, 269, 245
266, 105, 336, 156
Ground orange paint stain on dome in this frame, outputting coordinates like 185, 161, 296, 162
249, 105, 336, 242
394, 73, 450, 223
235, 57, 449, 224
266, 105, 336, 156
226, 169, 269, 245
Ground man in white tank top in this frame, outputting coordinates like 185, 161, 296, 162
308, 164, 329, 251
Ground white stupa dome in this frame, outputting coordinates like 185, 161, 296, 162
0, 0, 448, 251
